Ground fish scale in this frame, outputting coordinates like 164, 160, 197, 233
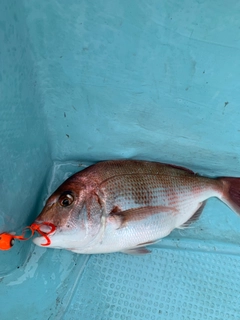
33, 160, 240, 254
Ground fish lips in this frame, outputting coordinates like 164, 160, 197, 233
32, 235, 51, 247
32, 221, 56, 247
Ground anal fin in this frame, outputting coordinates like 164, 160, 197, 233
179, 201, 206, 229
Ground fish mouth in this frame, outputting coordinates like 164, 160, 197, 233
32, 221, 56, 234
37, 224, 56, 234
31, 222, 56, 246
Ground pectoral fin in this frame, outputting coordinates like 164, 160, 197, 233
111, 205, 176, 228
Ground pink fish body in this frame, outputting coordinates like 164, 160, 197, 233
33, 160, 240, 254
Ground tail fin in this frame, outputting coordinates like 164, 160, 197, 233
220, 177, 240, 214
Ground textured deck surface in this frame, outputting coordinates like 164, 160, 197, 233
63, 249, 240, 320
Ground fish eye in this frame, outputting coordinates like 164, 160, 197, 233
59, 192, 74, 207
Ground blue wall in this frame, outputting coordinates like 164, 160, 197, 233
25, 0, 240, 172
0, 0, 51, 274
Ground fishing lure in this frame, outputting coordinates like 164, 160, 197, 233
0, 222, 56, 250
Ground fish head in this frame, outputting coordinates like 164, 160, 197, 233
32, 174, 102, 251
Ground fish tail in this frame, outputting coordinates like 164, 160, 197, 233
219, 177, 240, 214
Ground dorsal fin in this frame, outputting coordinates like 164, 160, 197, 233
165, 163, 195, 174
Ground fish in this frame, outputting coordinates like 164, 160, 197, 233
32, 160, 240, 254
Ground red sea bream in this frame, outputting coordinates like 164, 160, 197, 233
33, 160, 240, 254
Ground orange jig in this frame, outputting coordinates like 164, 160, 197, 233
0, 233, 16, 250
0, 222, 56, 250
